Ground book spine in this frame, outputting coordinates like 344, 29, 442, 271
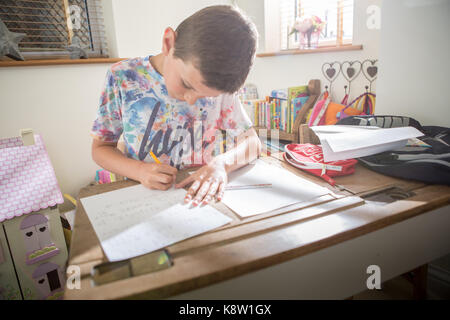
257, 101, 260, 127
276, 100, 279, 130
277, 101, 284, 130
260, 101, 262, 127
290, 101, 294, 133
261, 101, 264, 127
271, 101, 274, 129
280, 100, 282, 131
258, 102, 263, 125
254, 101, 257, 126
285, 100, 289, 133
272, 101, 275, 130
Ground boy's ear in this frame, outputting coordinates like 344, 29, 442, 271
162, 27, 176, 56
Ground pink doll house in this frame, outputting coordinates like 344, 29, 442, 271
0, 129, 67, 300
21, 214, 60, 265
32, 262, 65, 300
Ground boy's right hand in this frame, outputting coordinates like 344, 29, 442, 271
138, 162, 178, 190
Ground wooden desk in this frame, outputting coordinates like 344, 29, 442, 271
64, 155, 450, 299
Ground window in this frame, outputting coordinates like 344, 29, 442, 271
0, 0, 108, 60
280, 0, 354, 50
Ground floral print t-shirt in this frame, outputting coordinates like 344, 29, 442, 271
91, 56, 253, 169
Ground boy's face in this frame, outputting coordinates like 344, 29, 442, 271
161, 27, 223, 105
163, 51, 223, 105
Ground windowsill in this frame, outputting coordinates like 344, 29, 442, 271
256, 44, 363, 58
0, 58, 126, 68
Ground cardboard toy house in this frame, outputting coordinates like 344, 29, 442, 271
0, 130, 67, 300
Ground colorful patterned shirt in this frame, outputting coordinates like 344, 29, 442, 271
91, 56, 253, 169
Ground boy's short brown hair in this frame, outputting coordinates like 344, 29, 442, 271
173, 5, 258, 94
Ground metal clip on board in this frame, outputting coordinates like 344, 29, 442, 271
91, 249, 173, 286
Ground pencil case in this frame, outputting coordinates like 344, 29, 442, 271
283, 143, 357, 186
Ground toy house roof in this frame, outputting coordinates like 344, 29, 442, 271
0, 134, 63, 222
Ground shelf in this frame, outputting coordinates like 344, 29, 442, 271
0, 58, 126, 67
255, 127, 297, 142
256, 44, 363, 58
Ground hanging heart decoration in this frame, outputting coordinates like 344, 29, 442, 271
340, 61, 362, 83
362, 59, 378, 82
321, 61, 341, 84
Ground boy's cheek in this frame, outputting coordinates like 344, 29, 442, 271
167, 86, 181, 100
166, 83, 185, 101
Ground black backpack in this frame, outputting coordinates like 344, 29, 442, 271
336, 115, 450, 185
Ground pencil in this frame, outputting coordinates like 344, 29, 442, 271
149, 151, 161, 164
150, 150, 177, 187
225, 183, 272, 190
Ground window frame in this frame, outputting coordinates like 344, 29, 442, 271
0, 0, 108, 61
265, 0, 355, 54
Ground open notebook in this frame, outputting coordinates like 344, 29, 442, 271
80, 185, 231, 262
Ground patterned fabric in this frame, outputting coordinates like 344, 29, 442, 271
0, 135, 64, 222
91, 56, 253, 169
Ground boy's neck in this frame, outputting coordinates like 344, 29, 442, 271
150, 53, 164, 76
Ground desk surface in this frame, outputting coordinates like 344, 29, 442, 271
64, 154, 450, 299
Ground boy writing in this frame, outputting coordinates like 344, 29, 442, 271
91, 5, 261, 206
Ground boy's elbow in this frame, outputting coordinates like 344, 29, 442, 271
91, 139, 102, 165
91, 138, 117, 165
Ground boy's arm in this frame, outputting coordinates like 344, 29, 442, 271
92, 139, 177, 190
175, 127, 262, 205
215, 127, 262, 174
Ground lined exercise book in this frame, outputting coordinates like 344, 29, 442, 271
221, 160, 332, 217
80, 185, 232, 262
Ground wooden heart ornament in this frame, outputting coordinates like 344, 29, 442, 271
322, 62, 341, 83
341, 61, 362, 83
362, 59, 378, 82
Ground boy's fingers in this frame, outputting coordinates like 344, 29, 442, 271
145, 181, 170, 191
154, 172, 174, 184
184, 180, 201, 203
202, 179, 219, 205
157, 164, 178, 175
192, 180, 212, 206
215, 182, 226, 202
176, 174, 195, 189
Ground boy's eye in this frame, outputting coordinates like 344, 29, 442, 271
181, 80, 192, 90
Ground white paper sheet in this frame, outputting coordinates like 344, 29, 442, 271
320, 139, 407, 162
221, 160, 331, 217
80, 184, 232, 262
311, 126, 423, 161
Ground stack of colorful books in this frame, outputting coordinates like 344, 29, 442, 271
242, 85, 309, 133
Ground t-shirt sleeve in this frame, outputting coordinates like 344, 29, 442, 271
91, 68, 123, 142
218, 93, 253, 138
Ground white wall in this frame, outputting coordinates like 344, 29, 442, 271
109, 0, 230, 58
0, 0, 231, 196
375, 0, 450, 127
236, 0, 382, 103
0, 64, 110, 196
